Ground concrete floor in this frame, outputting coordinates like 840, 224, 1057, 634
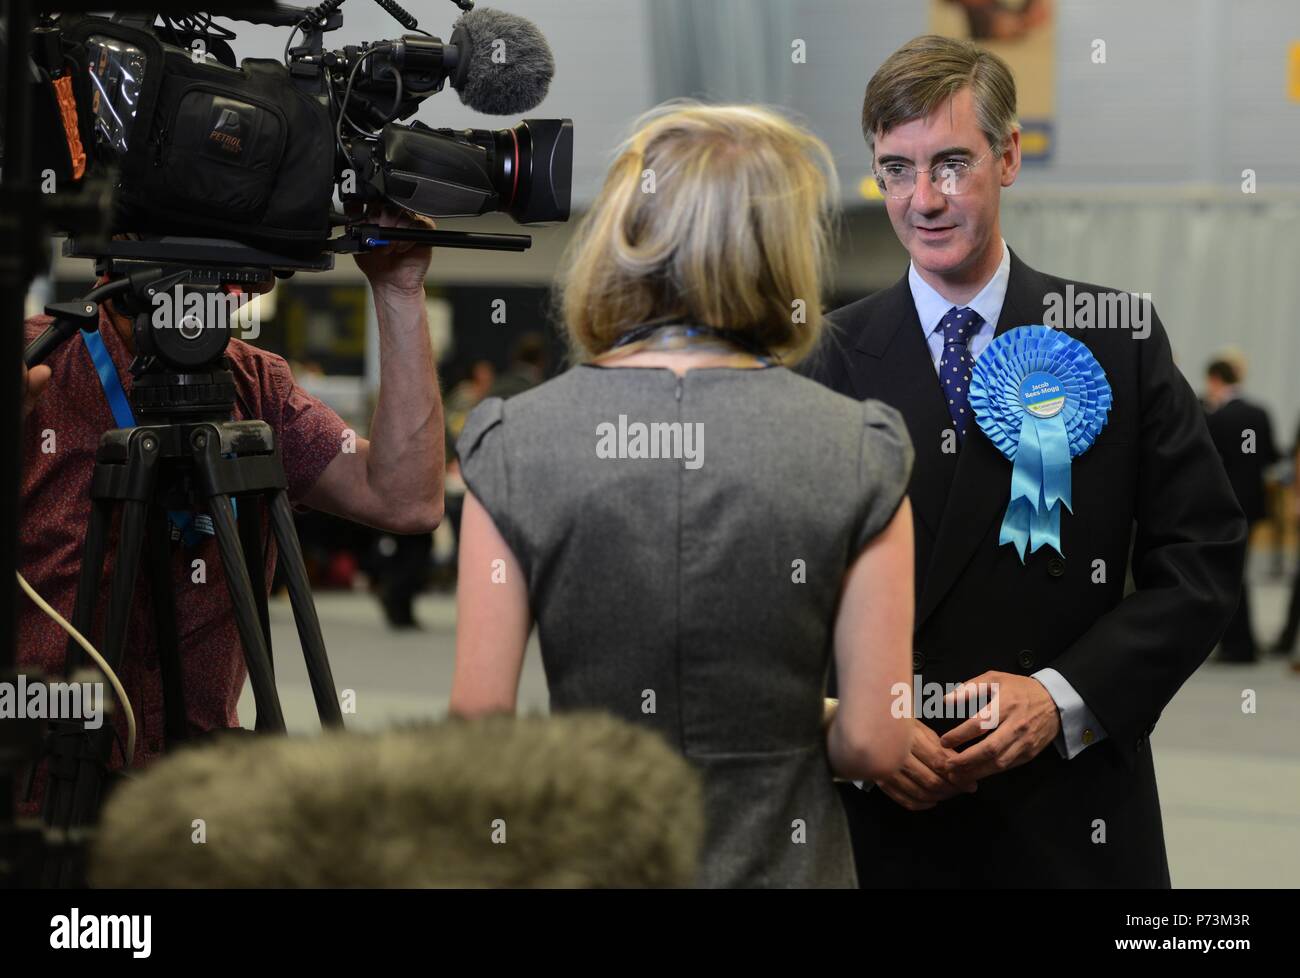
244, 569, 1300, 888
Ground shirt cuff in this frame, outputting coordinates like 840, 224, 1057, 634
1032, 667, 1106, 760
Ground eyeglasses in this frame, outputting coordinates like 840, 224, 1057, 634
873, 146, 997, 199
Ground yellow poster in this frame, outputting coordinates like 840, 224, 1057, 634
929, 0, 1056, 161
1289, 41, 1300, 102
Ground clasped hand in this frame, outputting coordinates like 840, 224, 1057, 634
875, 672, 1060, 811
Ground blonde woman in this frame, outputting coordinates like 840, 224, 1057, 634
450, 103, 914, 887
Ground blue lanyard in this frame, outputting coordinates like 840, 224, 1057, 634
82, 328, 135, 427
80, 329, 229, 547
609, 319, 774, 364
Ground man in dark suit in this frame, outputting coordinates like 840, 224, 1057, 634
806, 35, 1247, 887
1203, 359, 1279, 661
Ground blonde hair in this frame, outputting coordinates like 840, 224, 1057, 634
559, 102, 838, 364
862, 35, 1019, 157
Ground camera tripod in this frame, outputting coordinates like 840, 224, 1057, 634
25, 255, 345, 888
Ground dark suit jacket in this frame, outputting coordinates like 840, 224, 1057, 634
805, 251, 1247, 887
1205, 397, 1278, 523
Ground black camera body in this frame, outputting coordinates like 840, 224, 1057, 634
74, 17, 338, 249
29, 6, 572, 254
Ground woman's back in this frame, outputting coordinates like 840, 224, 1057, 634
458, 362, 910, 886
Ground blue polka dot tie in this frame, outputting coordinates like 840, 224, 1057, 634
939, 306, 982, 441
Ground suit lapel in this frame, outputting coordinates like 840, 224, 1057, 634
914, 250, 1046, 626
851, 274, 956, 540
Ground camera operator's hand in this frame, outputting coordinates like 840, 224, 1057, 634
349, 203, 436, 297
22, 363, 52, 421
300, 201, 445, 535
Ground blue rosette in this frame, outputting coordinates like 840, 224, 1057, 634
969, 325, 1112, 561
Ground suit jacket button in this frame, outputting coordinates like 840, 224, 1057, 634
1047, 557, 1065, 577
1017, 649, 1035, 670
912, 652, 926, 671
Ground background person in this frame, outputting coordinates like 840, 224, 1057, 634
1203, 357, 1280, 663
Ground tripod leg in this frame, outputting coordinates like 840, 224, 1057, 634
38, 496, 111, 871
44, 495, 149, 887
237, 496, 276, 733
146, 511, 188, 747
206, 492, 286, 733
237, 494, 274, 681
268, 491, 344, 727
42, 494, 112, 863
63, 498, 112, 673
102, 499, 149, 674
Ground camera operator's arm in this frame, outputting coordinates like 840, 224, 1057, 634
301, 209, 445, 533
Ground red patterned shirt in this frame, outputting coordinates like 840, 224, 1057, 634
18, 306, 347, 812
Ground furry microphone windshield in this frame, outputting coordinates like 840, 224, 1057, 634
452, 7, 557, 115
89, 711, 704, 888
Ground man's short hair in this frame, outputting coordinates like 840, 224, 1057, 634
862, 34, 1019, 158
1206, 359, 1239, 386
510, 332, 547, 369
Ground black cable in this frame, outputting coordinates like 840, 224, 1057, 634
334, 46, 385, 162
373, 0, 419, 31
327, 70, 381, 139
161, 13, 236, 48
379, 64, 405, 126
333, 63, 402, 141
184, 14, 234, 41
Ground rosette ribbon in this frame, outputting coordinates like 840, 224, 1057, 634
969, 325, 1112, 561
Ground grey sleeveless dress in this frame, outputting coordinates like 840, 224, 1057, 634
456, 363, 912, 887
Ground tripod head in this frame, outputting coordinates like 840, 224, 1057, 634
25, 234, 334, 426
25, 223, 530, 422
83, 238, 289, 425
